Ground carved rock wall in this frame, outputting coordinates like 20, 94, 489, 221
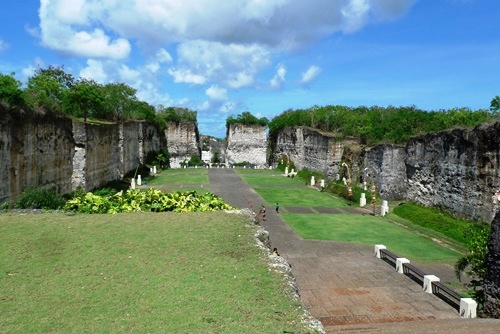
483, 210, 500, 318
226, 124, 267, 166
1, 112, 167, 205
274, 126, 360, 180
0, 112, 74, 204
363, 144, 407, 201
165, 121, 200, 168
406, 124, 500, 222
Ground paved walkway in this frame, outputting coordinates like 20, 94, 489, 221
208, 168, 500, 333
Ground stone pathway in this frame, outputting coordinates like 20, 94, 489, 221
208, 168, 500, 333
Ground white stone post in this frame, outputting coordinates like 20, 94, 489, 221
137, 175, 142, 186
374, 244, 386, 258
285, 166, 289, 176
423, 275, 440, 293
153, 166, 157, 175
320, 179, 325, 188
460, 298, 477, 318
360, 193, 366, 207
396, 258, 410, 274
291, 168, 295, 174
310, 176, 315, 186
381, 200, 389, 216
131, 178, 136, 189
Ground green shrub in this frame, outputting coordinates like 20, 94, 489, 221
64, 189, 234, 214
393, 203, 472, 243
15, 187, 65, 210
93, 187, 118, 197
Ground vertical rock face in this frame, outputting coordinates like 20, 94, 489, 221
165, 121, 200, 167
226, 124, 267, 167
0, 111, 167, 204
483, 210, 500, 318
406, 124, 500, 222
364, 144, 407, 200
0, 112, 74, 204
274, 126, 359, 179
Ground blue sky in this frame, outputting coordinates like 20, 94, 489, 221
1, 0, 499, 138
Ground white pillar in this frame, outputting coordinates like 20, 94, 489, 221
320, 179, 325, 188
285, 166, 289, 176
137, 175, 142, 186
153, 166, 157, 175
360, 193, 366, 207
381, 200, 389, 216
310, 176, 315, 186
396, 258, 410, 274
374, 244, 386, 258
423, 275, 440, 293
460, 298, 477, 318
131, 178, 136, 189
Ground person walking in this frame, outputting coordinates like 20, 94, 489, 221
275, 202, 280, 213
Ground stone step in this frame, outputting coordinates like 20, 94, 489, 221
325, 318, 500, 334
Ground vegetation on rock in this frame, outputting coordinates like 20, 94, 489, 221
268, 104, 499, 144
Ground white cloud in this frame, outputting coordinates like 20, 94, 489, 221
38, 0, 416, 58
270, 64, 287, 88
206, 85, 228, 101
0, 39, 9, 52
300, 65, 321, 85
173, 40, 270, 89
167, 68, 207, 84
79, 59, 108, 82
39, 0, 131, 59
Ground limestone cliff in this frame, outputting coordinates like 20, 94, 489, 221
363, 144, 407, 201
0, 110, 74, 204
0, 110, 166, 205
273, 126, 360, 180
226, 124, 267, 167
483, 210, 500, 318
406, 123, 500, 222
165, 121, 200, 168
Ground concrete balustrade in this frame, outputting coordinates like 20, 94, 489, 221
423, 275, 440, 293
460, 298, 477, 318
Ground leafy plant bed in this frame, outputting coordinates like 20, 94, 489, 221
65, 189, 232, 213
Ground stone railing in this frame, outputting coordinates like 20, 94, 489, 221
374, 244, 477, 318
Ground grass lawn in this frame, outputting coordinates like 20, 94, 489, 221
236, 169, 305, 187
146, 168, 209, 187
235, 168, 463, 263
255, 187, 347, 208
283, 213, 461, 262
0, 212, 310, 333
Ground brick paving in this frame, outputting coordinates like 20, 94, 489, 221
208, 168, 500, 333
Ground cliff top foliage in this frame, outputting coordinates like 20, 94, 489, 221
226, 111, 269, 129
0, 67, 197, 130
268, 103, 500, 145
156, 105, 197, 123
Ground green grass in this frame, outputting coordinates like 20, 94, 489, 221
236, 168, 464, 263
0, 212, 311, 333
236, 169, 306, 187
255, 187, 347, 208
283, 213, 461, 262
146, 168, 209, 186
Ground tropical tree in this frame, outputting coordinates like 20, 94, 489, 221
66, 78, 104, 122
102, 82, 137, 121
26, 66, 74, 115
0, 72, 26, 109
491, 96, 500, 113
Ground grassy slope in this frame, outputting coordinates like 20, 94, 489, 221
0, 212, 310, 333
237, 168, 462, 262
